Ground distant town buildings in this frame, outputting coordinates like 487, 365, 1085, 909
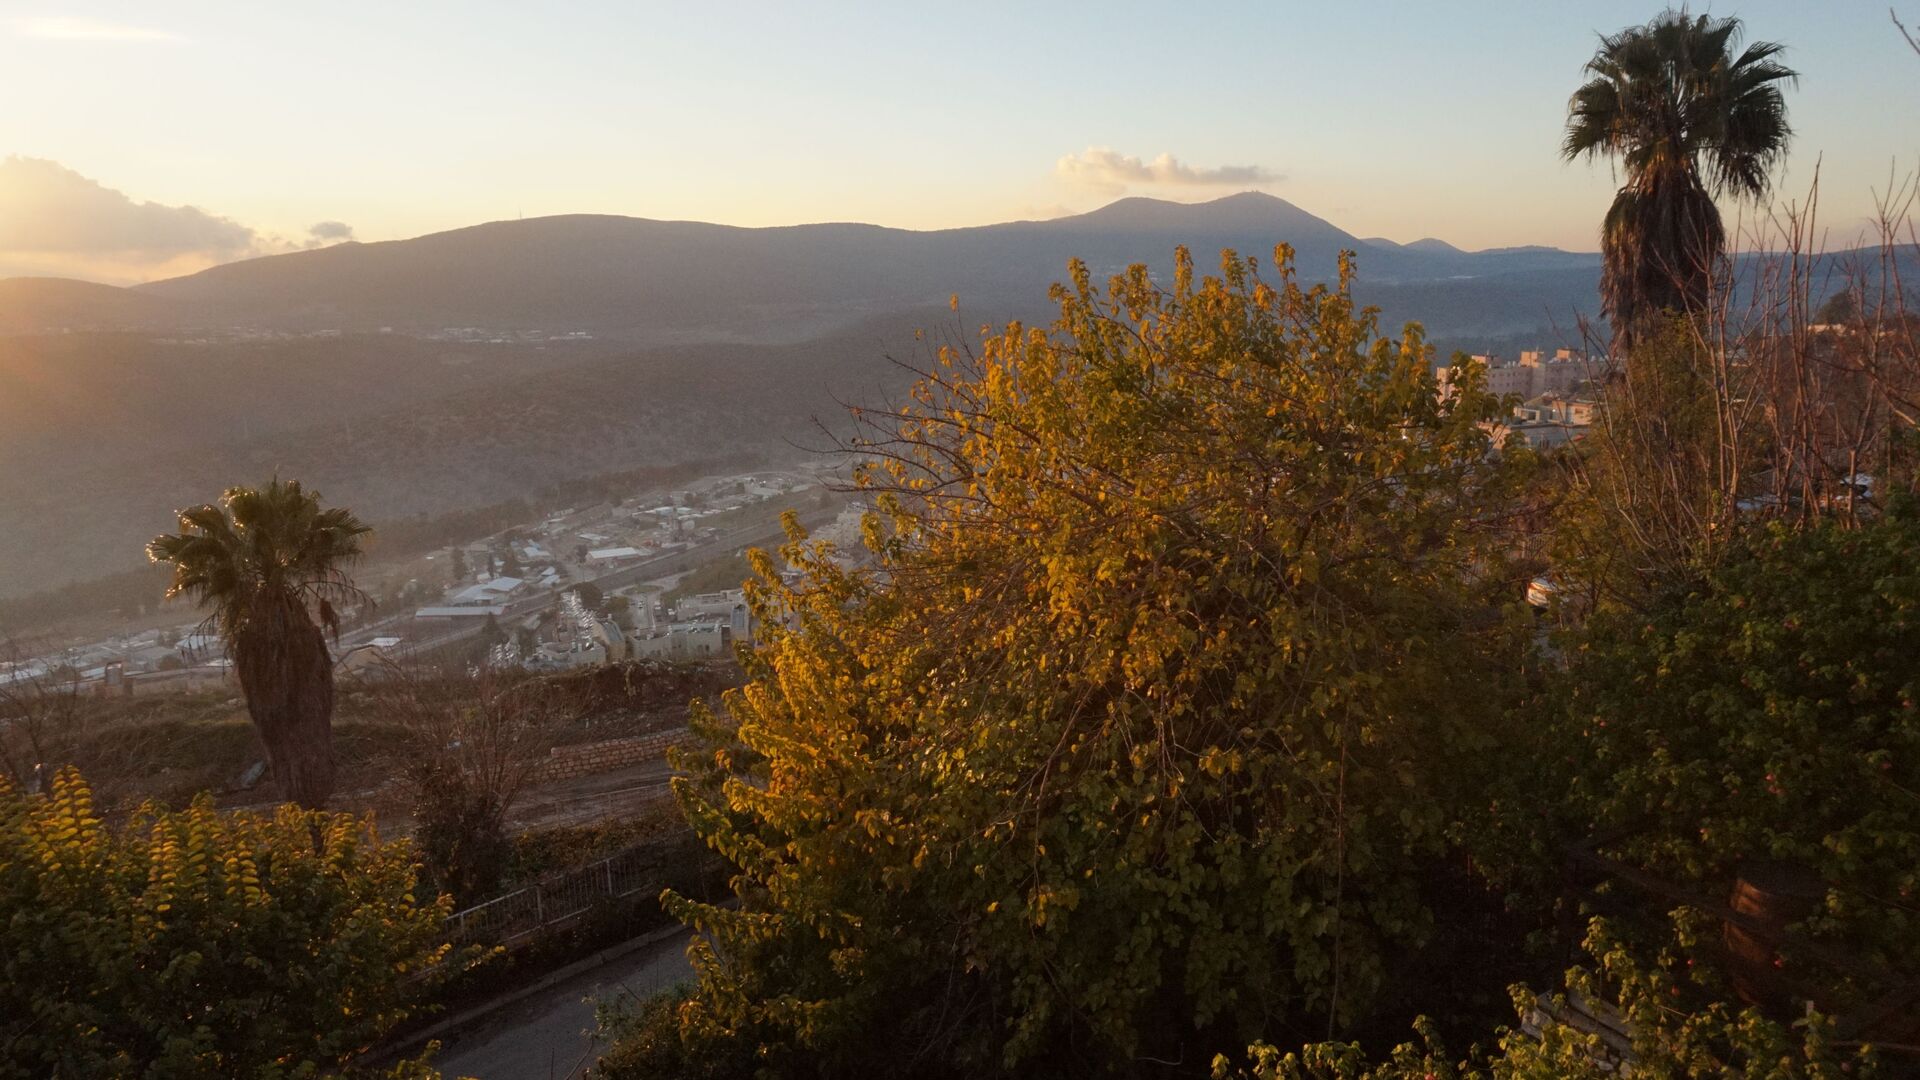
449, 575, 525, 606
20, 469, 835, 697
1435, 349, 1605, 451
1436, 348, 1596, 402
1501, 391, 1601, 449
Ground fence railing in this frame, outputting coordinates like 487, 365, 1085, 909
444, 834, 698, 948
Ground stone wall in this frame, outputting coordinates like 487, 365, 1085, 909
538, 729, 690, 782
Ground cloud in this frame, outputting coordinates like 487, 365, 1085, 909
1055, 147, 1281, 195
0, 157, 254, 259
14, 17, 182, 41
306, 220, 355, 245
0, 158, 349, 283
1012, 203, 1077, 222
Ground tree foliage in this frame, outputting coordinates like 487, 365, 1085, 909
148, 478, 372, 808
1562, 509, 1920, 1014
1564, 9, 1795, 346
638, 247, 1538, 1075
0, 768, 457, 1077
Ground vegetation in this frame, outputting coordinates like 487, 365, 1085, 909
606, 104, 1920, 1071
611, 248, 1541, 1076
16, 11, 1920, 1074
148, 479, 371, 809
1563, 9, 1795, 347
0, 769, 457, 1077
377, 663, 558, 904
661, 553, 754, 608
1564, 513, 1920, 1011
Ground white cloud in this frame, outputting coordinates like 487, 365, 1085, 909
306, 220, 355, 245
0, 157, 253, 257
0, 158, 349, 282
1055, 147, 1280, 195
14, 17, 183, 41
1012, 202, 1077, 222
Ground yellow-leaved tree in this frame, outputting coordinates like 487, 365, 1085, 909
612, 248, 1539, 1078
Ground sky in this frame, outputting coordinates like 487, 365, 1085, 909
0, 1, 1913, 283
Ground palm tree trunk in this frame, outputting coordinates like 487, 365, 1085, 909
1603, 169, 1726, 352
235, 617, 337, 810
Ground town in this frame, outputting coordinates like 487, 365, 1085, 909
1, 466, 864, 699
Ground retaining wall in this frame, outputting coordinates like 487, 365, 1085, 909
538, 729, 690, 781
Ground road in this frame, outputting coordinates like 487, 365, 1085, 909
431, 927, 695, 1080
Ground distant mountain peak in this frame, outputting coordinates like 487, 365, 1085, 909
1047, 191, 1353, 246
1404, 237, 1465, 255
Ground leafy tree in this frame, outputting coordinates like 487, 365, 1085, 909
1814, 286, 1859, 326
0, 768, 458, 1077
631, 248, 1537, 1076
1561, 511, 1920, 1016
147, 479, 370, 808
377, 662, 555, 905
571, 581, 607, 615
1213, 918, 1886, 1078
1216, 976, 1878, 1077
1564, 10, 1795, 348
449, 546, 469, 585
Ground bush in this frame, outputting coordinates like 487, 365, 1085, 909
0, 768, 459, 1077
630, 249, 1537, 1076
1562, 509, 1920, 1014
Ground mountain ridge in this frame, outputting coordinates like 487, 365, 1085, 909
0, 192, 1587, 344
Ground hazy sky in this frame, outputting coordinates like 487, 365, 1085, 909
1, 1, 1913, 283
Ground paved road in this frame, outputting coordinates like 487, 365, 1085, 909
432, 927, 695, 1080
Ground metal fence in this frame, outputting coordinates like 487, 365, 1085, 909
443, 837, 693, 948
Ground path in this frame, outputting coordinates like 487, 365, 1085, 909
432, 927, 694, 1079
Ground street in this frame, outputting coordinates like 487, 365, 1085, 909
431, 927, 694, 1080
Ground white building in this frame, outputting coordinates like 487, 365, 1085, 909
629, 620, 731, 661
1437, 349, 1596, 402
450, 576, 525, 606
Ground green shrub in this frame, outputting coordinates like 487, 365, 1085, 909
0, 768, 460, 1078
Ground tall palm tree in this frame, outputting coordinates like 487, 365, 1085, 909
148, 479, 371, 809
1564, 9, 1796, 349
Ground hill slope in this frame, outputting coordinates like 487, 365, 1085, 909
0, 277, 178, 332
116, 193, 1600, 342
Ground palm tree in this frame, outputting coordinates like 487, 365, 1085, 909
148, 479, 371, 809
1564, 10, 1796, 349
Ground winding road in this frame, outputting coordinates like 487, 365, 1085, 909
430, 927, 695, 1079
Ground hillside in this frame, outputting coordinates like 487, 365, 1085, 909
0, 193, 1615, 598
0, 277, 178, 332
108, 193, 1602, 342
0, 313, 932, 598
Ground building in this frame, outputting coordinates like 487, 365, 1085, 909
450, 576, 525, 606
415, 605, 507, 620
1493, 391, 1601, 449
629, 620, 731, 660
591, 617, 629, 662
1437, 349, 1596, 402
676, 589, 745, 620
587, 546, 645, 563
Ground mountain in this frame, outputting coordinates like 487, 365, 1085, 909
0, 314, 928, 602
0, 277, 178, 332
91, 192, 1601, 344
1404, 237, 1467, 255
0, 193, 1612, 601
